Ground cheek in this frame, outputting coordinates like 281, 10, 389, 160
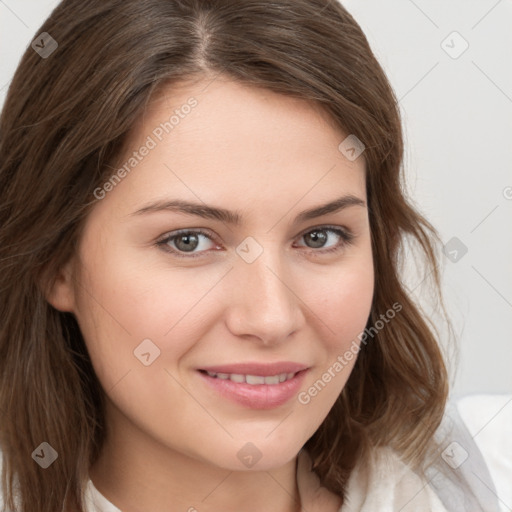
300, 252, 375, 350
74, 243, 215, 342
293, 252, 374, 408
72, 255, 218, 439
331, 268, 374, 346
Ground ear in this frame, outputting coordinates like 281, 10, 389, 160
43, 259, 76, 313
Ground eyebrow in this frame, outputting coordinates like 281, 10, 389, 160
129, 194, 366, 225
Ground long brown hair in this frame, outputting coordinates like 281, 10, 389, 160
0, 1, 452, 510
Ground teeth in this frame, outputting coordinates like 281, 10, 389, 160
204, 371, 298, 385
246, 375, 265, 385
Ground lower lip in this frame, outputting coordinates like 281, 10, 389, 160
197, 370, 308, 409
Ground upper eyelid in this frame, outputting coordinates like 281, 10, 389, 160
297, 224, 351, 236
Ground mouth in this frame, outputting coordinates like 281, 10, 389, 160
196, 362, 309, 409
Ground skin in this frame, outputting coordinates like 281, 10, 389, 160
47, 75, 374, 512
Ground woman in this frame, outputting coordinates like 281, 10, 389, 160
0, 1, 499, 511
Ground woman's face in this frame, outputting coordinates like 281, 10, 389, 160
50, 76, 374, 472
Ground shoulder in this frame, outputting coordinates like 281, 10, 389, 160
341, 445, 448, 512
341, 399, 504, 512
296, 445, 447, 512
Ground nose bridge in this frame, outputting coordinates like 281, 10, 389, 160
227, 239, 303, 341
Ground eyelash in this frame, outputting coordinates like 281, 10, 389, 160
156, 225, 355, 259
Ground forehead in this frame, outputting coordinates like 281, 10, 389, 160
95, 77, 367, 221
138, 76, 350, 150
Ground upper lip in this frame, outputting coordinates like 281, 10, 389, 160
198, 362, 309, 376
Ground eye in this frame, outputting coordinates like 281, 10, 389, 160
156, 229, 219, 258
294, 226, 355, 254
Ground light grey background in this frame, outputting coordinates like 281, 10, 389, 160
1, 0, 511, 398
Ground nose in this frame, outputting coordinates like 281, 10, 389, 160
224, 246, 305, 345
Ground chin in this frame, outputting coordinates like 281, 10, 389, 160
206, 436, 306, 472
